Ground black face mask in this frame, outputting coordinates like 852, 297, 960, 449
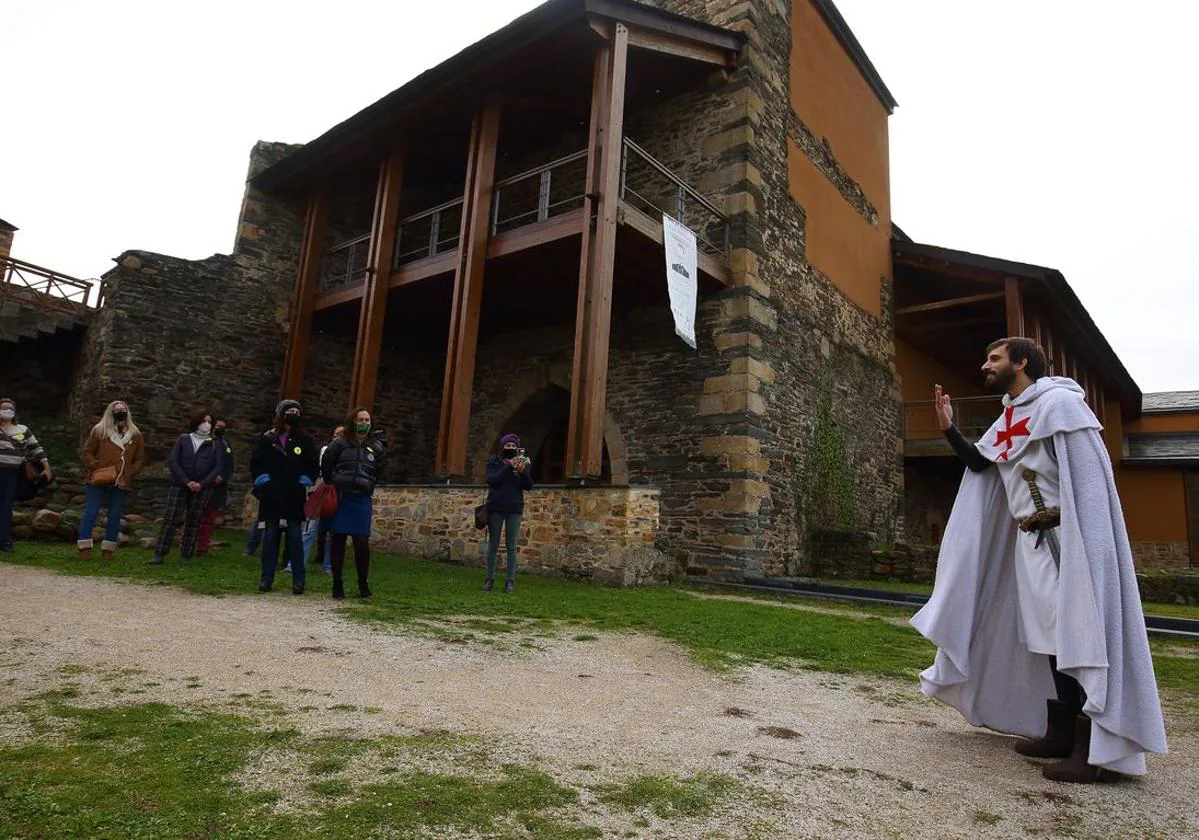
502, 448, 518, 459
214, 428, 225, 437
284, 414, 301, 428
113, 411, 129, 422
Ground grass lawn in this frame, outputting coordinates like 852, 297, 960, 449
3, 534, 1198, 839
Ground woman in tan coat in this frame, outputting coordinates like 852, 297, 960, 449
78, 400, 145, 560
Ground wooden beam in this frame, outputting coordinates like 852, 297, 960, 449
314, 282, 365, 311
894, 291, 1004, 317
488, 208, 585, 258
1004, 276, 1025, 337
565, 24, 628, 481
390, 251, 458, 288
279, 194, 327, 399
435, 95, 502, 478
897, 315, 998, 335
617, 201, 731, 285
625, 23, 735, 67
893, 252, 1006, 286
348, 149, 404, 411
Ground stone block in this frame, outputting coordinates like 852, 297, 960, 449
699, 435, 760, 457
701, 124, 754, 157
714, 331, 762, 351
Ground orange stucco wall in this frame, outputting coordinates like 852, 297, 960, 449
786, 144, 889, 316
1101, 400, 1124, 472
1119, 467, 1189, 544
896, 339, 984, 403
787, 0, 890, 317
1125, 413, 1199, 434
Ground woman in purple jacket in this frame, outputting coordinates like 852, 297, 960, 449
148, 410, 222, 565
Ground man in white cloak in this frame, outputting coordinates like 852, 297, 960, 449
911, 337, 1166, 783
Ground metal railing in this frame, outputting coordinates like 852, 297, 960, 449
0, 255, 100, 314
904, 395, 1003, 441
491, 150, 589, 235
317, 233, 371, 294
317, 135, 732, 291
620, 137, 731, 259
394, 198, 464, 267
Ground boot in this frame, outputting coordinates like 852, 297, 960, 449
482, 578, 494, 592
1015, 699, 1077, 758
332, 579, 345, 600
355, 552, 371, 598
77, 539, 93, 561
100, 540, 117, 561
101, 550, 113, 561
1042, 716, 1101, 783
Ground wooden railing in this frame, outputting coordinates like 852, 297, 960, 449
0, 255, 101, 314
316, 135, 732, 293
904, 395, 1003, 442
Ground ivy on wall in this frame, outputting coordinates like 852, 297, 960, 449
796, 397, 858, 536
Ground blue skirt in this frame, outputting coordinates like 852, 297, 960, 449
330, 491, 372, 536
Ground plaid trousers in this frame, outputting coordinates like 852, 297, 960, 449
155, 485, 212, 559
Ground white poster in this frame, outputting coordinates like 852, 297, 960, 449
662, 213, 698, 349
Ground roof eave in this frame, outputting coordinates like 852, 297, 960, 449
810, 0, 898, 114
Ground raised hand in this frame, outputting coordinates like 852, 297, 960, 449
934, 384, 954, 431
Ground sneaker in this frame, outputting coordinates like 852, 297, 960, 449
282, 564, 292, 574
146, 557, 164, 566
482, 578, 494, 592
258, 583, 272, 593
292, 585, 305, 595
503, 580, 515, 594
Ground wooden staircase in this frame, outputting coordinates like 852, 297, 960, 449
0, 256, 100, 344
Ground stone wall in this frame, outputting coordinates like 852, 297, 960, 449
242, 484, 677, 586
67, 141, 306, 489
0, 329, 85, 418
1131, 541, 1192, 571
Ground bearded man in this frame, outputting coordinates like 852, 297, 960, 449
911, 337, 1166, 783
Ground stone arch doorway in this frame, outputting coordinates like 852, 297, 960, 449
472, 366, 629, 485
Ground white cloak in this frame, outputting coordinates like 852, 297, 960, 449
911, 377, 1168, 774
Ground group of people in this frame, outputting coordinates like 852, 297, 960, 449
0, 395, 536, 600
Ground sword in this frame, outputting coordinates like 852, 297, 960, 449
1021, 469, 1061, 568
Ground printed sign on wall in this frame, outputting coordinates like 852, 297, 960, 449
662, 214, 698, 349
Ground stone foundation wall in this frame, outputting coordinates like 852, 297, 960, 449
242, 485, 677, 586
1131, 541, 1192, 571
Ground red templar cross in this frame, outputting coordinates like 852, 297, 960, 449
994, 405, 1031, 461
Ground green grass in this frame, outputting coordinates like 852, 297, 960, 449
0, 698, 600, 840
594, 772, 734, 819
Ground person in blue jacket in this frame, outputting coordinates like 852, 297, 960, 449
483, 433, 533, 593
250, 400, 318, 594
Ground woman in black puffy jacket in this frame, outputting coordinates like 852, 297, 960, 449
321, 407, 387, 599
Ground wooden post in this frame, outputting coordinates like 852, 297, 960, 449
349, 149, 404, 411
435, 95, 502, 478
565, 23, 628, 480
279, 194, 327, 400
1004, 276, 1024, 337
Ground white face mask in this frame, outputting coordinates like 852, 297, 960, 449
0, 409, 14, 420
197, 422, 212, 436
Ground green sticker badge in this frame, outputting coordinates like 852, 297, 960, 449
293, 446, 302, 455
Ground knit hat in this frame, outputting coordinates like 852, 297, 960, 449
275, 399, 301, 417
499, 433, 520, 447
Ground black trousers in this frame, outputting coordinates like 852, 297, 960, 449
1049, 655, 1086, 709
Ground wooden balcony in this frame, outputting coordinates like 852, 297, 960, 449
903, 395, 1003, 457
311, 137, 730, 311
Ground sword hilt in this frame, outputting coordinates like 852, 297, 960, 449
1021, 468, 1049, 514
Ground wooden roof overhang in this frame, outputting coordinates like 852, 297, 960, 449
893, 240, 1142, 420
252, 0, 744, 195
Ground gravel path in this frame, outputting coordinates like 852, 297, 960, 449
2, 565, 1195, 839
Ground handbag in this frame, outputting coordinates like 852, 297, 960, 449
89, 465, 119, 487
473, 498, 489, 530
303, 480, 338, 520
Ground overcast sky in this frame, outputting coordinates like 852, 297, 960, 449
3, 1, 1195, 392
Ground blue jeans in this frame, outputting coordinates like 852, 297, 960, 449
0, 468, 18, 548
261, 519, 304, 589
79, 484, 128, 548
486, 512, 522, 582
302, 517, 333, 571
245, 519, 263, 554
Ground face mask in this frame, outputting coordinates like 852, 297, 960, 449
284, 414, 300, 427
113, 411, 129, 422
503, 448, 518, 459
0, 410, 14, 420
197, 422, 212, 436
355, 421, 371, 434
214, 428, 225, 437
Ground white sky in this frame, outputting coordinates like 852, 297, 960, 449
3, 1, 1195, 392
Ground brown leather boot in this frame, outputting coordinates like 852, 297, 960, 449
101, 550, 113, 561
77, 539, 94, 561
1015, 699, 1077, 759
1042, 716, 1101, 783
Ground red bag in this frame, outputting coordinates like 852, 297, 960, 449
303, 481, 338, 520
